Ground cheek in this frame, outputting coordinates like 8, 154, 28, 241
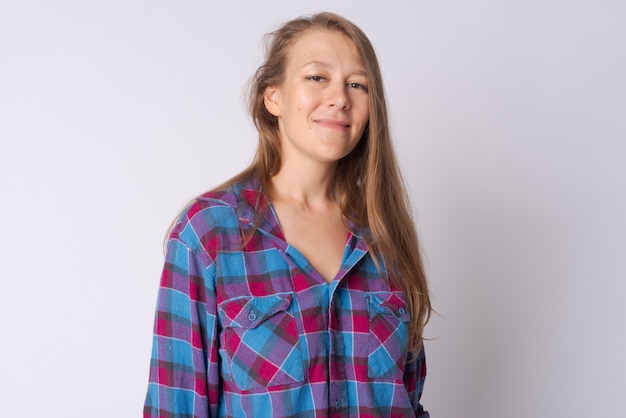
293, 90, 318, 111
357, 108, 370, 128
353, 99, 370, 124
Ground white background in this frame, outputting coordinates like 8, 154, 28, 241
1, 1, 624, 417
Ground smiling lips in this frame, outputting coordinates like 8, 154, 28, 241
314, 118, 351, 130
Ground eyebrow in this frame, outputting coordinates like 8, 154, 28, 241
303, 60, 368, 77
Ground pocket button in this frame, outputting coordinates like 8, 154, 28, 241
248, 312, 257, 321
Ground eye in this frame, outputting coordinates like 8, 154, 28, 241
348, 82, 368, 92
307, 75, 326, 82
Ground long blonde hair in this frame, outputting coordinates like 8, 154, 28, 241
213, 12, 431, 354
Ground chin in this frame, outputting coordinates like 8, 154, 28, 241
319, 151, 353, 163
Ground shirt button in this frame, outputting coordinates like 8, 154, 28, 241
398, 307, 406, 315
248, 312, 257, 321
335, 400, 341, 409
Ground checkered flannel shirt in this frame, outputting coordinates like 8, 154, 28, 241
144, 176, 429, 417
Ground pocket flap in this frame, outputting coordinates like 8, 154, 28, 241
218, 293, 293, 329
367, 292, 410, 322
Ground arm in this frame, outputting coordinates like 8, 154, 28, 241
144, 231, 219, 417
404, 344, 430, 417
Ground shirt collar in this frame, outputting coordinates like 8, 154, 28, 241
232, 175, 369, 256
233, 176, 284, 241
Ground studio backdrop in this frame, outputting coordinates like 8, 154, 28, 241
1, 1, 624, 417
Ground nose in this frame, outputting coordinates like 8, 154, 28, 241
327, 82, 350, 110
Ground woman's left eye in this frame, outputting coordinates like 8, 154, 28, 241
348, 82, 368, 92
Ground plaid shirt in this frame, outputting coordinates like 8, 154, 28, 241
144, 176, 429, 417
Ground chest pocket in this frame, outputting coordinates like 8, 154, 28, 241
218, 293, 304, 390
366, 291, 411, 380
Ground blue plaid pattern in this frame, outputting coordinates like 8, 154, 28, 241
144, 176, 429, 417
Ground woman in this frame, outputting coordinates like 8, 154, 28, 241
144, 12, 431, 417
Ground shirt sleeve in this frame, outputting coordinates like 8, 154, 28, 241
143, 232, 220, 418
404, 344, 430, 417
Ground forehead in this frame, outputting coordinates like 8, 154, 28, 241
286, 29, 366, 72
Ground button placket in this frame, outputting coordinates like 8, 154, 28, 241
328, 287, 348, 415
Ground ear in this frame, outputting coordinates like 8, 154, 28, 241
263, 86, 282, 117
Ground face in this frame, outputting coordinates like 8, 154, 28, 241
264, 29, 370, 168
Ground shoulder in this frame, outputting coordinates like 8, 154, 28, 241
168, 176, 262, 250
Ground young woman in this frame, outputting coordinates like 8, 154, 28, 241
144, 12, 431, 417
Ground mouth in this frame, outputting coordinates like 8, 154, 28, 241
314, 119, 351, 130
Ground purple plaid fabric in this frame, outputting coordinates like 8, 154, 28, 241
144, 176, 429, 417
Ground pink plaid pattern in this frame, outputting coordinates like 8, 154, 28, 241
144, 176, 429, 417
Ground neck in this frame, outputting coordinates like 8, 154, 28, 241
270, 159, 338, 208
